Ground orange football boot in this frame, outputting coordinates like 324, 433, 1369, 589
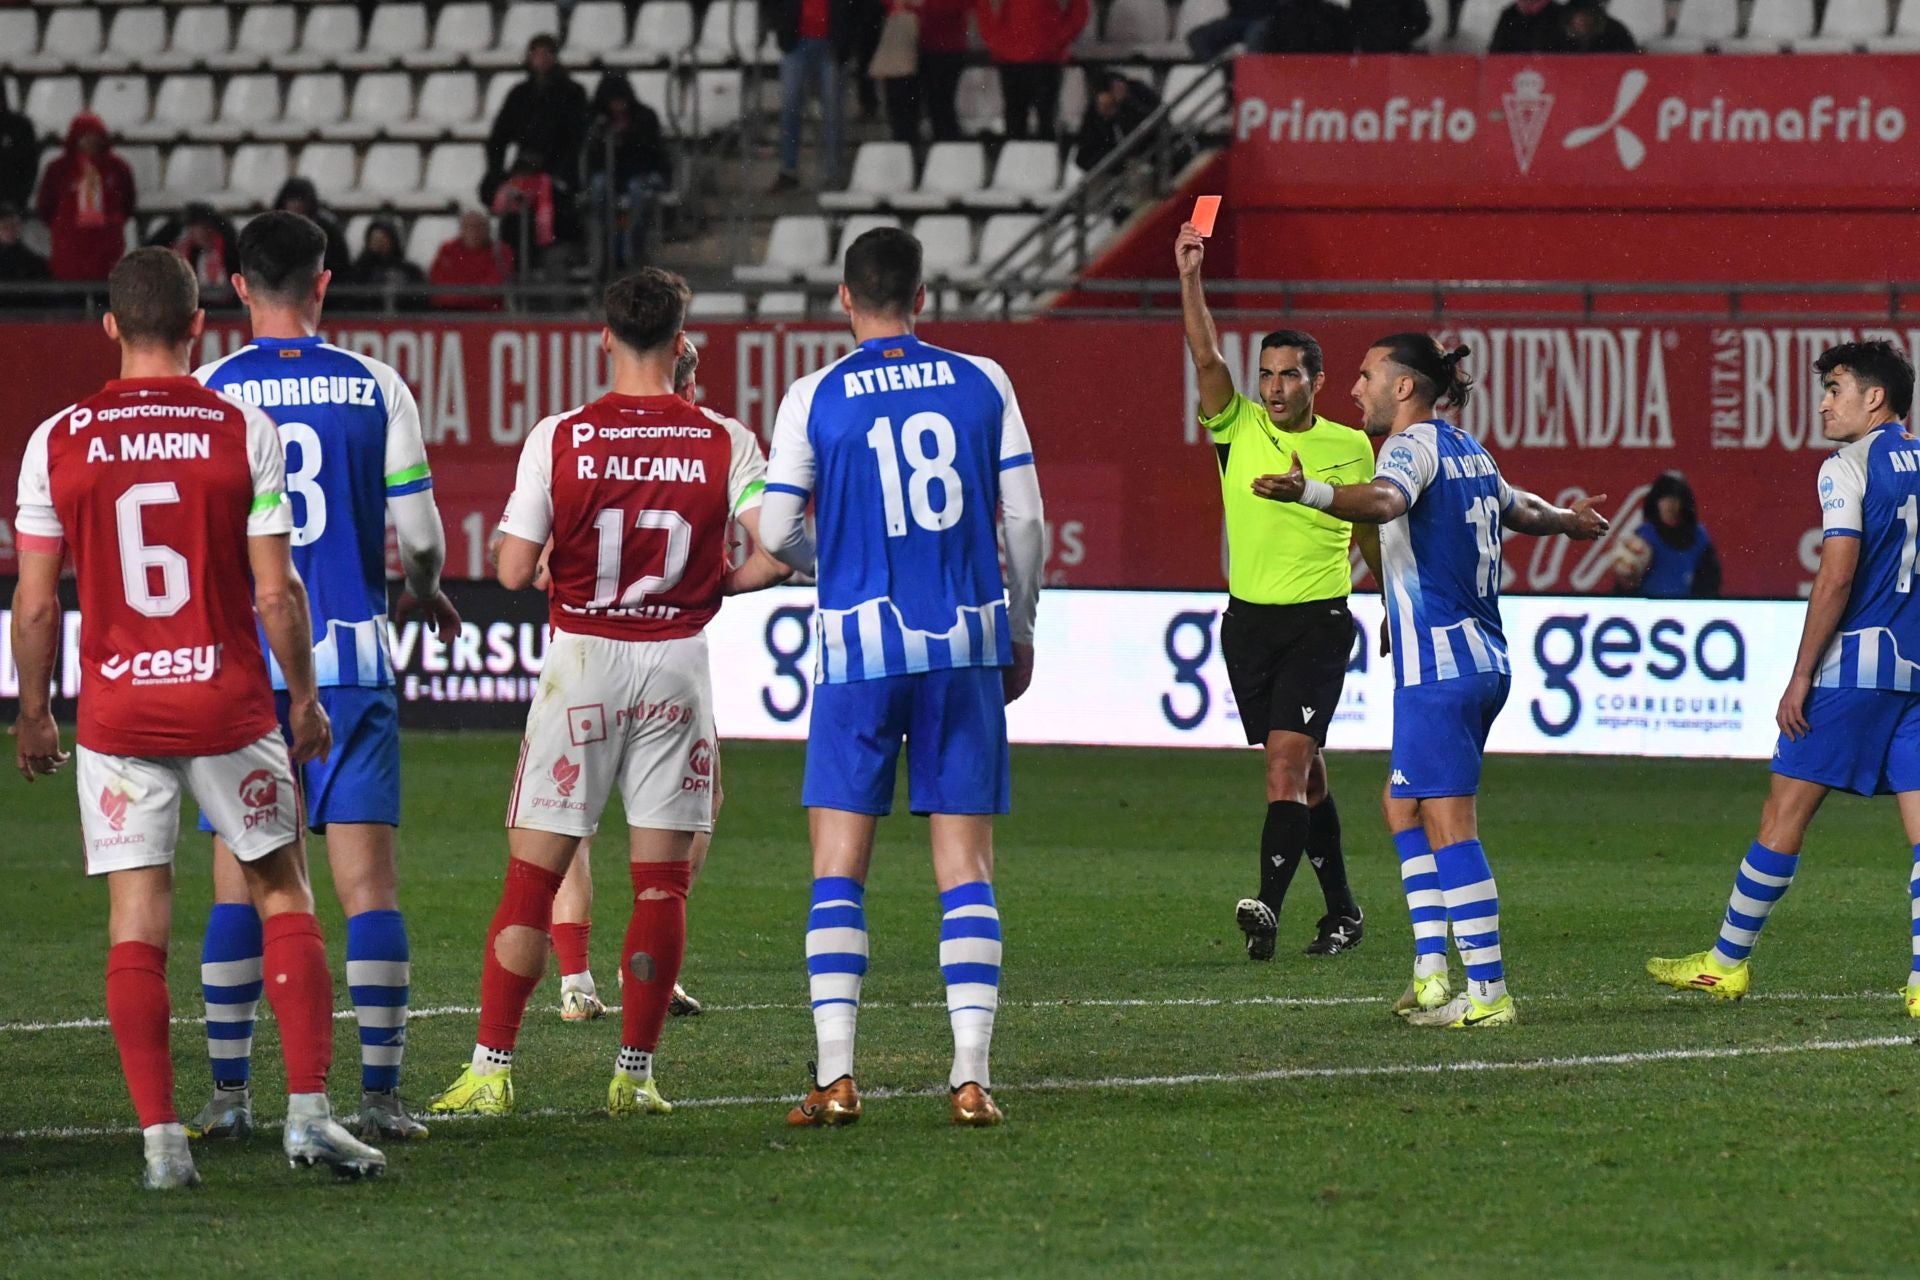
787, 1075, 861, 1127
950, 1083, 1004, 1127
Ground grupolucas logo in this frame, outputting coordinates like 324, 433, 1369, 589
552, 755, 581, 798
100, 787, 127, 833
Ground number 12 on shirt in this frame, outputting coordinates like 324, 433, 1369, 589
866, 412, 965, 536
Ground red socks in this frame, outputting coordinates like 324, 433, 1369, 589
552, 921, 591, 977
106, 941, 175, 1128
478, 858, 564, 1052
262, 912, 334, 1095
621, 861, 692, 1053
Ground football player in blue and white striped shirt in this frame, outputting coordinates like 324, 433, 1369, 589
1260, 334, 1608, 1028
760, 227, 1045, 1127
1651, 340, 1920, 1014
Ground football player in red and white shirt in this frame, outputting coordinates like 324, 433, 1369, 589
430, 269, 788, 1119
10, 249, 385, 1189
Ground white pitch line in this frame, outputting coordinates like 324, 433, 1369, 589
2, 1033, 1911, 1144
0, 988, 1905, 1036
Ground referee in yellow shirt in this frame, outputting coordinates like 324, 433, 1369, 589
1177, 222, 1378, 961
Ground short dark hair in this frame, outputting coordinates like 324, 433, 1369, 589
108, 247, 199, 347
843, 226, 921, 315
527, 33, 559, 56
602, 267, 690, 355
238, 210, 328, 301
1373, 331, 1474, 412
1259, 329, 1324, 380
1815, 339, 1915, 419
673, 342, 699, 394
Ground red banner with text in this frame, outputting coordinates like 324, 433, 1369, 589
1230, 54, 1920, 209
0, 318, 1898, 598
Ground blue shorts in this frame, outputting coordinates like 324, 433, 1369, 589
803, 667, 1010, 817
197, 686, 401, 837
1389, 673, 1511, 800
1772, 686, 1920, 797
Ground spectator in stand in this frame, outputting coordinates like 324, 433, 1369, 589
430, 212, 514, 312
34, 113, 134, 283
273, 177, 352, 277
0, 83, 38, 212
1186, 0, 1285, 57
490, 149, 560, 274
1490, 0, 1567, 50
585, 74, 674, 273
852, 0, 888, 122
1557, 0, 1639, 50
345, 218, 427, 312
484, 34, 588, 244
148, 202, 239, 303
1351, 0, 1432, 49
978, 0, 1090, 142
1254, 0, 1354, 50
765, 0, 857, 191
0, 202, 52, 307
1613, 471, 1722, 599
1073, 69, 1158, 173
881, 0, 971, 145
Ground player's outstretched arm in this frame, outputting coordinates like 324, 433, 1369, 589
1778, 530, 1861, 740
1253, 453, 1408, 524
390, 489, 461, 642
250, 533, 332, 765
10, 549, 69, 782
1501, 486, 1610, 540
1176, 223, 1235, 421
723, 507, 796, 595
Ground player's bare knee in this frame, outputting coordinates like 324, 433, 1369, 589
493, 924, 549, 978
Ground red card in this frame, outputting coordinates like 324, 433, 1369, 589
1190, 195, 1222, 237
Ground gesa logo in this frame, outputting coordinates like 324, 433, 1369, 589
1530, 613, 1745, 737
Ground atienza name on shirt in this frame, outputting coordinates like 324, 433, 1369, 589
841, 360, 960, 398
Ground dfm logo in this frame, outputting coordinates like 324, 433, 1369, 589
1530, 613, 1745, 737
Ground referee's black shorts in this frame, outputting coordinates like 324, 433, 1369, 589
1220, 595, 1355, 747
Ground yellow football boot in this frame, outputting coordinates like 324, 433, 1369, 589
608, 1074, 673, 1116
1647, 950, 1750, 1001
427, 1066, 515, 1117
1393, 971, 1453, 1018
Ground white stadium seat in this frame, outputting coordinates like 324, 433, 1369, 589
1660, 0, 1739, 47
1173, 0, 1232, 47
338, 73, 415, 143
349, 142, 427, 209
119, 143, 163, 207
895, 141, 987, 211
694, 0, 763, 63
633, 1, 699, 62
1884, 0, 1920, 45
688, 290, 750, 318
421, 144, 487, 205
216, 142, 290, 210
406, 213, 460, 267
756, 290, 808, 319
1796, 0, 1889, 46
820, 142, 916, 211
807, 214, 901, 284
214, 5, 297, 70
689, 70, 743, 135
390, 71, 482, 141
124, 75, 214, 142
204, 75, 282, 143
736, 215, 831, 283
160, 143, 226, 208
285, 5, 363, 70
153, 6, 232, 71
101, 7, 169, 72
1096, 0, 1174, 53
1164, 63, 1229, 130
343, 3, 428, 69
23, 77, 85, 139
1605, 0, 1668, 40
473, 2, 561, 68
913, 215, 976, 278
270, 73, 348, 142
975, 140, 1065, 210
344, 213, 376, 258
407, 2, 496, 68
1448, 0, 1504, 46
565, 2, 633, 63
18, 10, 98, 75
295, 143, 360, 202
976, 213, 1044, 272
1725, 0, 1816, 46
88, 75, 151, 136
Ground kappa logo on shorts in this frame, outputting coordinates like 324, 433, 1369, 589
238, 768, 282, 832
552, 755, 581, 798
682, 738, 714, 794
568, 704, 608, 747
1391, 769, 1411, 786
100, 786, 127, 833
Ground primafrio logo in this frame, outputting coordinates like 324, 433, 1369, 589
1562, 69, 1651, 171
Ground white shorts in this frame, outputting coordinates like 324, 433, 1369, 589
77, 733, 302, 876
507, 630, 717, 838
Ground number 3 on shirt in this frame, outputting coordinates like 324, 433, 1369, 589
279, 421, 327, 547
866, 412, 964, 536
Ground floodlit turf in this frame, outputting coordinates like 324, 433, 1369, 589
6, 738, 1920, 1277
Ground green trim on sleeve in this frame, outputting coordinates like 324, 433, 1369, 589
385, 462, 432, 487
250, 491, 288, 515
733, 478, 766, 512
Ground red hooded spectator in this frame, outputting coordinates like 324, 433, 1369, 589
34, 113, 135, 282
976, 0, 1090, 140
431, 212, 515, 311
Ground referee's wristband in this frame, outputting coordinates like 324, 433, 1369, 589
1299, 478, 1335, 511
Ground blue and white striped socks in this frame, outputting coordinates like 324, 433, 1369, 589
1433, 839, 1506, 1002
939, 882, 1002, 1090
1711, 841, 1799, 969
1909, 845, 1920, 988
346, 910, 411, 1093
805, 877, 869, 1087
201, 903, 262, 1087
1395, 828, 1449, 980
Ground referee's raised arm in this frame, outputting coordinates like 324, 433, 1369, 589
1177, 223, 1235, 420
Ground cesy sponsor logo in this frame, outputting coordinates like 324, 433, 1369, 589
99, 644, 221, 686
1530, 612, 1746, 738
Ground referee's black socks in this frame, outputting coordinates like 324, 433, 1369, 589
1257, 800, 1310, 912
1306, 796, 1361, 920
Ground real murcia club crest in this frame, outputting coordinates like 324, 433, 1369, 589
1502, 69, 1553, 174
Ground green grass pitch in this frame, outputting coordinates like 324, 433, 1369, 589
5, 737, 1920, 1277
